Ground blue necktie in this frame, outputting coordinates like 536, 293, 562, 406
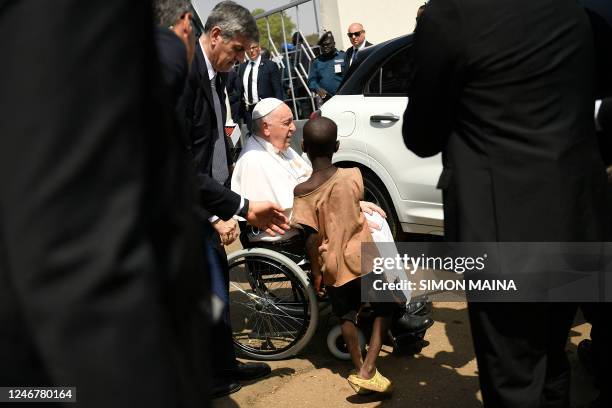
351, 47, 358, 65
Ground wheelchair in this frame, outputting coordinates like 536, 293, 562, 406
227, 226, 433, 361
228, 228, 318, 360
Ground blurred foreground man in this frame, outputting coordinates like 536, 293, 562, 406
0, 1, 209, 407
403, 1, 608, 407
154, 0, 195, 104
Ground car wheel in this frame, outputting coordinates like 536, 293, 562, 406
362, 170, 402, 240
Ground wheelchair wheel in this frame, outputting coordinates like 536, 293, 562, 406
326, 324, 366, 361
228, 248, 318, 360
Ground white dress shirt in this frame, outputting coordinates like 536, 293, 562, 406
242, 55, 261, 104
200, 38, 216, 81
349, 40, 368, 65
595, 99, 602, 131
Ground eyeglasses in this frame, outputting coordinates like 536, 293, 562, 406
347, 30, 363, 38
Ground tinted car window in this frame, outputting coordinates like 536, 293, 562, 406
365, 46, 412, 96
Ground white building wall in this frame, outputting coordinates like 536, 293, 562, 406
319, 0, 423, 49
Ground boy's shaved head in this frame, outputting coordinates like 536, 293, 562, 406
303, 117, 338, 157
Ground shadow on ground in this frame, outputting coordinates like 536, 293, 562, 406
215, 302, 598, 408
294, 303, 483, 408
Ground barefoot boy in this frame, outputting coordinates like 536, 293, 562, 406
292, 117, 393, 394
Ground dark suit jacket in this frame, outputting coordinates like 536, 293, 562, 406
0, 2, 208, 407
403, 0, 607, 242
226, 67, 242, 124
236, 58, 284, 112
585, 7, 612, 98
344, 40, 372, 71
180, 42, 241, 220
155, 27, 188, 107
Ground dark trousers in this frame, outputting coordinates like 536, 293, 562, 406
202, 223, 237, 382
581, 303, 612, 404
468, 303, 577, 408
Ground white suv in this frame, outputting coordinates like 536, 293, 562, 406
320, 34, 443, 238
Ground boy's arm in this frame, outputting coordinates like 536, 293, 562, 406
303, 229, 324, 296
292, 193, 322, 294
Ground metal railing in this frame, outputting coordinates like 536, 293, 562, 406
253, 0, 321, 120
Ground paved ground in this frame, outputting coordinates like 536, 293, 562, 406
213, 301, 598, 408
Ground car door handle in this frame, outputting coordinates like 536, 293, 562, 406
370, 114, 399, 122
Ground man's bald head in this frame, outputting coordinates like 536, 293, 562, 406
348, 23, 364, 33
347, 22, 366, 48
302, 117, 338, 158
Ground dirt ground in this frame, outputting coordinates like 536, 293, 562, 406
213, 300, 598, 408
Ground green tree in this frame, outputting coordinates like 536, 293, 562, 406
252, 8, 296, 52
305, 33, 319, 47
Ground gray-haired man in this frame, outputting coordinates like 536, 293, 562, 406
180, 1, 274, 398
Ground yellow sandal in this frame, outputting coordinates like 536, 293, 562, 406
347, 369, 393, 393
347, 371, 374, 395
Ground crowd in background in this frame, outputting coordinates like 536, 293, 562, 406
224, 18, 377, 127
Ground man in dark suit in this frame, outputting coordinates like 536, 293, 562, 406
236, 41, 284, 130
585, 3, 612, 99
580, 96, 612, 408
343, 23, 372, 72
154, 2, 290, 396
153, 0, 195, 106
403, 1, 608, 406
0, 1, 212, 407
179, 1, 285, 398
156, 0, 286, 229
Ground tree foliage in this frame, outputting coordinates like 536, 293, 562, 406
305, 33, 319, 47
252, 8, 296, 51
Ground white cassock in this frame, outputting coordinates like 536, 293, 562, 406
231, 135, 311, 242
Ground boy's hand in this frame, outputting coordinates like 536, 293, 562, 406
304, 232, 325, 297
313, 274, 325, 297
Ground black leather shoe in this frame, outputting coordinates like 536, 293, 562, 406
231, 361, 271, 381
405, 298, 431, 315
395, 313, 434, 332
210, 381, 241, 398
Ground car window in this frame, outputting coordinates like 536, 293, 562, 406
365, 46, 413, 96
